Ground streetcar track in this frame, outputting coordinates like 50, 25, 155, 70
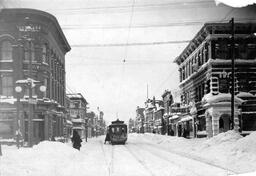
123, 144, 157, 176
125, 143, 200, 176
140, 142, 239, 175
130, 142, 237, 176
101, 139, 237, 176
99, 140, 114, 176
111, 145, 114, 175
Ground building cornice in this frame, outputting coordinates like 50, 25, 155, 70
174, 22, 256, 65
0, 8, 71, 53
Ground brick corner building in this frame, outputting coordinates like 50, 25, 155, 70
0, 8, 71, 146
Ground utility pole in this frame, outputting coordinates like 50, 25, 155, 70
28, 38, 34, 147
146, 84, 148, 100
167, 94, 170, 136
230, 18, 235, 130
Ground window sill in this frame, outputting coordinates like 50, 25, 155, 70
0, 60, 13, 62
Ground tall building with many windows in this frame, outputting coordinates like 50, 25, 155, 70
0, 8, 71, 145
174, 22, 256, 138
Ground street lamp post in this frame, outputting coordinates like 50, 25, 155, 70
15, 86, 23, 148
15, 79, 46, 147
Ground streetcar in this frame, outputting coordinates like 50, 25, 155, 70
108, 119, 127, 145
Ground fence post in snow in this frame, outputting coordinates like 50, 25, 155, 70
0, 144, 2, 156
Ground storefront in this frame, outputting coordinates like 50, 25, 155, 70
203, 93, 243, 137
177, 115, 193, 138
169, 114, 180, 136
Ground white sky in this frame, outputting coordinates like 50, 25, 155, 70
1, 0, 256, 123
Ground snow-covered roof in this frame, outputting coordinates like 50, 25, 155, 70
67, 93, 88, 104
212, 58, 256, 65
178, 115, 193, 122
236, 92, 255, 98
67, 94, 83, 99
145, 103, 155, 109
169, 115, 180, 120
0, 96, 16, 104
72, 118, 85, 123
156, 106, 165, 111
202, 93, 244, 105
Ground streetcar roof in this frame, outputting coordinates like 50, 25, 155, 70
109, 124, 127, 127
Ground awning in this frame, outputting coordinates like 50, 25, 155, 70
169, 115, 179, 120
72, 126, 85, 130
178, 115, 193, 123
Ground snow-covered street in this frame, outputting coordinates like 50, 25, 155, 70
1, 132, 256, 176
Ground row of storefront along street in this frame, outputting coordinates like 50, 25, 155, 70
0, 8, 106, 147
130, 21, 256, 139
1, 7, 256, 147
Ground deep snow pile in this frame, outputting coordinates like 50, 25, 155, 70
0, 141, 83, 176
1, 131, 256, 176
142, 131, 256, 173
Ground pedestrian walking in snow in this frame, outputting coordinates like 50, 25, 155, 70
104, 129, 110, 144
71, 130, 82, 150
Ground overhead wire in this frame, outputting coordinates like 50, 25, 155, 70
61, 17, 256, 30
149, 8, 243, 98
64, 18, 256, 49
115, 0, 136, 116
152, 68, 178, 96
61, 1, 254, 105
45, 0, 215, 14
70, 40, 190, 47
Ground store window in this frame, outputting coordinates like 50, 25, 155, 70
247, 43, 256, 59
24, 42, 35, 61
0, 76, 13, 96
1, 40, 12, 60
219, 78, 229, 93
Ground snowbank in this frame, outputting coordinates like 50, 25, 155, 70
0, 141, 82, 176
202, 130, 242, 146
1, 132, 256, 176
232, 171, 256, 176
139, 131, 256, 173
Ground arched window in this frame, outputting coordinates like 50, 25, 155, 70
1, 41, 12, 60
42, 44, 47, 63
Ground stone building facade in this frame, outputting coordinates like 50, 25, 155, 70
174, 22, 256, 138
0, 8, 70, 145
